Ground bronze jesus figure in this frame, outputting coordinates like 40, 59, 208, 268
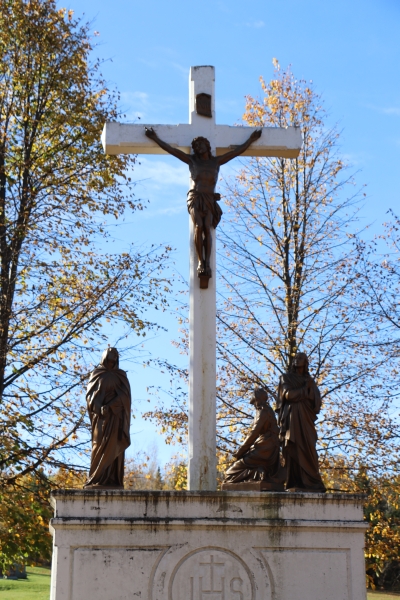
145, 127, 261, 287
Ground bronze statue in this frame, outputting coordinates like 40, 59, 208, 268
84, 347, 131, 488
223, 388, 283, 487
144, 127, 261, 287
277, 352, 326, 492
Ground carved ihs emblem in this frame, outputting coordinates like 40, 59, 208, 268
190, 554, 244, 600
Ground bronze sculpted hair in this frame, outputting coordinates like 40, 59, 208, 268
191, 136, 213, 158
254, 387, 269, 403
291, 352, 310, 375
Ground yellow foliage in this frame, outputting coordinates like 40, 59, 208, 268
144, 61, 400, 589
0, 0, 171, 488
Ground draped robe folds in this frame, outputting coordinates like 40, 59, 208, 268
224, 404, 281, 484
84, 360, 131, 488
186, 190, 223, 229
277, 372, 325, 492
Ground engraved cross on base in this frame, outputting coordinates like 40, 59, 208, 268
189, 554, 245, 600
101, 66, 302, 491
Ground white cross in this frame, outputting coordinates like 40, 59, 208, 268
101, 66, 301, 491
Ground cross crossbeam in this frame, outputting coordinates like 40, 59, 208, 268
102, 122, 302, 158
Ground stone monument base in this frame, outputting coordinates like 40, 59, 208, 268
221, 481, 284, 491
50, 489, 367, 600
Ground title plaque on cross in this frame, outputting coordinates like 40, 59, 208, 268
101, 66, 302, 491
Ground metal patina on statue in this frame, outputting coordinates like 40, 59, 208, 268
84, 347, 131, 489
222, 388, 285, 491
277, 352, 326, 493
144, 126, 261, 288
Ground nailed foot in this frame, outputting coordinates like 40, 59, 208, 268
197, 264, 211, 277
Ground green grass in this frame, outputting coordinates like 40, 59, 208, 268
0, 566, 51, 600
368, 594, 400, 599
0, 567, 398, 600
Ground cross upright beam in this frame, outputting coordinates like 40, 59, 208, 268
101, 66, 302, 491
188, 66, 217, 491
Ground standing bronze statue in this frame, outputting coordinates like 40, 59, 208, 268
144, 127, 261, 286
84, 347, 131, 489
277, 352, 326, 493
223, 388, 284, 489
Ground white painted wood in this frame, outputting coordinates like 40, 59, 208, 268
100, 65, 303, 492
188, 66, 217, 491
102, 121, 302, 158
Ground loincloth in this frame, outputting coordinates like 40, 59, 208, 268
187, 190, 223, 229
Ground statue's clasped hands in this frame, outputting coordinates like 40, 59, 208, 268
233, 446, 246, 460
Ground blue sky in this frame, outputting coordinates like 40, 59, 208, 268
61, 0, 400, 465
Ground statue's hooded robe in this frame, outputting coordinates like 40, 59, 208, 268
277, 371, 325, 492
84, 349, 131, 488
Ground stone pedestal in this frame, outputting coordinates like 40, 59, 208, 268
221, 481, 285, 492
49, 490, 367, 600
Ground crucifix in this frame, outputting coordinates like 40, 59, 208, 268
101, 66, 302, 491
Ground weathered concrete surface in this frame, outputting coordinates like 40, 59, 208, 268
50, 490, 367, 600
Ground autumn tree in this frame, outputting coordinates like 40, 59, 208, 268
145, 61, 400, 588
0, 0, 170, 489
0, 473, 53, 572
212, 61, 399, 477
348, 214, 400, 589
355, 211, 400, 368
146, 62, 400, 490
0, 468, 87, 572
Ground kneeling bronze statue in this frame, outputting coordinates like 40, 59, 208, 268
222, 388, 285, 491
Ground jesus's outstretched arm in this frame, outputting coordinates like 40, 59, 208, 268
217, 129, 262, 166
144, 127, 191, 165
